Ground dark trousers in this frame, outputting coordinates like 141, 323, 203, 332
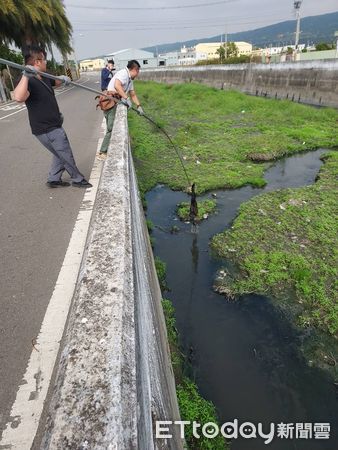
99, 107, 116, 154
36, 127, 84, 182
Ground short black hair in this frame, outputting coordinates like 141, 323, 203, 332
107, 59, 114, 65
23, 45, 46, 65
127, 60, 140, 70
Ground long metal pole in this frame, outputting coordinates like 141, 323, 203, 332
0, 58, 196, 210
0, 57, 114, 100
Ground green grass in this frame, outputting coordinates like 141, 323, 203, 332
135, 81, 338, 375
155, 264, 228, 450
211, 152, 338, 335
177, 199, 216, 222
155, 256, 168, 292
161, 299, 228, 450
129, 81, 338, 195
211, 152, 338, 374
177, 378, 226, 449
158, 266, 227, 448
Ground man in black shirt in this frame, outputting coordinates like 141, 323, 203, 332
14, 46, 92, 188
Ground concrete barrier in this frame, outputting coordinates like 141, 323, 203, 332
139, 61, 338, 108
41, 105, 183, 449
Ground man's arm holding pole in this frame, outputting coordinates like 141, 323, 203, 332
129, 89, 141, 108
13, 74, 30, 102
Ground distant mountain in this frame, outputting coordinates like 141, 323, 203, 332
143, 11, 338, 54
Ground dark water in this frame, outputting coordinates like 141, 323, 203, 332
146, 149, 337, 450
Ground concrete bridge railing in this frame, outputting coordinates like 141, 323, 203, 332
41, 105, 183, 449
140, 61, 338, 108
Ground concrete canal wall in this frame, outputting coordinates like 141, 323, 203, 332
140, 61, 338, 108
41, 105, 183, 450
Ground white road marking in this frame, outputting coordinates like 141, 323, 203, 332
0, 103, 23, 111
0, 108, 26, 120
0, 118, 106, 449
0, 77, 91, 121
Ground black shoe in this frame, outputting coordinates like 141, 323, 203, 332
46, 180, 70, 188
72, 179, 93, 188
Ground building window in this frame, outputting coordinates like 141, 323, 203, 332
143, 60, 148, 64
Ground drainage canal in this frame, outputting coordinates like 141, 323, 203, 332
146, 149, 337, 450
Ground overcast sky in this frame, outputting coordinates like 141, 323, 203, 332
63, 0, 338, 59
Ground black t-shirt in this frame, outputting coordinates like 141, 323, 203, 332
25, 77, 62, 135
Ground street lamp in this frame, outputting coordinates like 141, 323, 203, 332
335, 31, 338, 59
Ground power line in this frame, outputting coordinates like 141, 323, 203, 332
67, 0, 238, 11
74, 18, 290, 33
71, 10, 289, 27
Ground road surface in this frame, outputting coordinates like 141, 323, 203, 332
0, 72, 104, 439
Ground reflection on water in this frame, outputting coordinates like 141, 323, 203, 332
146, 149, 337, 450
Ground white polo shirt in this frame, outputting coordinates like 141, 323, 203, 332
107, 67, 134, 93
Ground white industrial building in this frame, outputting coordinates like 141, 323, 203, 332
105, 48, 157, 70
158, 51, 180, 66
178, 45, 208, 65
79, 58, 105, 71
158, 41, 253, 66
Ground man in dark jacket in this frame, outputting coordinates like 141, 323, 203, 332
14, 45, 92, 188
101, 59, 115, 91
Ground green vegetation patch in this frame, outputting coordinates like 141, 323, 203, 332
161, 298, 228, 449
177, 379, 226, 449
155, 256, 168, 292
129, 81, 338, 195
211, 152, 338, 341
177, 199, 216, 222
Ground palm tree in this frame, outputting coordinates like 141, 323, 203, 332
0, 0, 72, 55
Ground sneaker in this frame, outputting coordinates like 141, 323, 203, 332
72, 179, 93, 188
96, 152, 107, 160
46, 180, 70, 188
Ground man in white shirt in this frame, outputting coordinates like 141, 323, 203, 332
96, 60, 144, 160
107, 59, 144, 115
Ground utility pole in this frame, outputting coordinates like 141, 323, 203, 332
294, 1, 302, 51
224, 26, 228, 59
70, 37, 80, 79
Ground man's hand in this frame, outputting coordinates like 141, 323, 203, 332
137, 105, 145, 116
22, 65, 37, 78
59, 75, 72, 86
121, 97, 132, 109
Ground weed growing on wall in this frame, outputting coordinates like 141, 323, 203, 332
161, 299, 228, 450
155, 264, 227, 448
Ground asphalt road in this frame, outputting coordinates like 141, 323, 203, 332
0, 72, 103, 436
